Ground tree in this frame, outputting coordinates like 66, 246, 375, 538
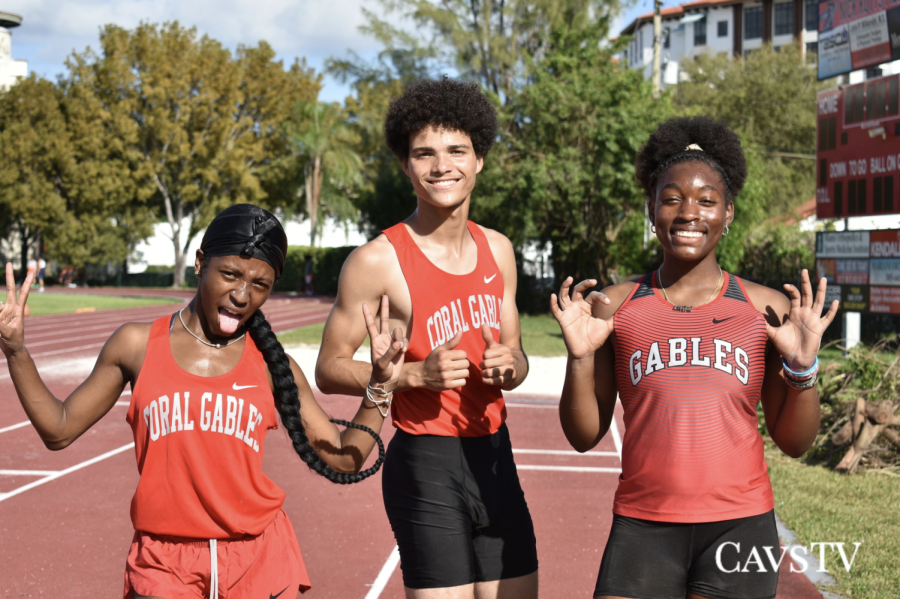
361, 0, 627, 97
78, 22, 320, 286
0, 76, 69, 274
674, 45, 834, 214
480, 25, 671, 287
327, 55, 424, 238
284, 101, 363, 246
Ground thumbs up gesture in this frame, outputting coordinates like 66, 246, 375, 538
479, 324, 516, 388
419, 330, 470, 390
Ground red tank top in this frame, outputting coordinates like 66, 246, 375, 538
612, 272, 773, 523
126, 316, 286, 538
383, 222, 506, 437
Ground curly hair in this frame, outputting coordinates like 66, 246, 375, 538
384, 78, 497, 159
635, 116, 747, 203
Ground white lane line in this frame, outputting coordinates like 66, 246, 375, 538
517, 465, 622, 473
513, 449, 618, 457
609, 402, 623, 459
0, 442, 135, 503
0, 469, 59, 476
0, 421, 31, 434
506, 402, 556, 409
365, 545, 401, 599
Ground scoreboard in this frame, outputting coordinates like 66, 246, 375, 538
816, 74, 900, 219
816, 229, 900, 313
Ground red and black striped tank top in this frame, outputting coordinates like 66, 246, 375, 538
612, 272, 773, 523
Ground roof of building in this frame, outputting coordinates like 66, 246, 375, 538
620, 0, 739, 35
0, 11, 22, 29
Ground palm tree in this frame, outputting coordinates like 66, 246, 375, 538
285, 101, 362, 246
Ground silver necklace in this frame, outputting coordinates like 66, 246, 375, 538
178, 309, 245, 348
657, 266, 723, 313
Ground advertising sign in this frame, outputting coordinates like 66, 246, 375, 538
870, 229, 900, 256
819, 25, 853, 79
870, 285, 900, 313
870, 258, 900, 285
815, 75, 900, 219
841, 284, 870, 310
849, 12, 892, 69
815, 231, 870, 257
818, 0, 900, 80
815, 230, 900, 313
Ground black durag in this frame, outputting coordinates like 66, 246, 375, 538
200, 205, 287, 279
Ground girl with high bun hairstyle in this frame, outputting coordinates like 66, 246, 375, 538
551, 117, 838, 599
0, 204, 407, 599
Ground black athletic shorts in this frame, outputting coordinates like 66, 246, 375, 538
595, 510, 780, 599
382, 424, 539, 589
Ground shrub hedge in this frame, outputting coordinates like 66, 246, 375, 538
275, 246, 356, 295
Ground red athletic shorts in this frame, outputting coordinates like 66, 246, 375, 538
124, 509, 311, 598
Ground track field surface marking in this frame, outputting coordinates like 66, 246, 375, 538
364, 545, 401, 599
0, 442, 135, 503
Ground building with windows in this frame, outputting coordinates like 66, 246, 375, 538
618, 0, 884, 88
0, 10, 26, 90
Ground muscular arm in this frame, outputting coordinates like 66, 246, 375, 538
315, 239, 398, 395
746, 283, 822, 458
558, 282, 634, 453
6, 324, 146, 450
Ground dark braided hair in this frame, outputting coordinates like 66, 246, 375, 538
199, 204, 384, 484
635, 116, 747, 203
245, 310, 384, 484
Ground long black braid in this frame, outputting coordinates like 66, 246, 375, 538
245, 309, 385, 484
197, 202, 385, 485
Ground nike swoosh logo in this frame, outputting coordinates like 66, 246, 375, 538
712, 316, 735, 324
232, 383, 257, 391
270, 586, 289, 599
484, 274, 497, 284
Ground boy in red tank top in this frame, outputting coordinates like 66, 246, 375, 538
316, 79, 539, 599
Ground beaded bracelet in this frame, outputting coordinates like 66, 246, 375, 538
784, 375, 818, 391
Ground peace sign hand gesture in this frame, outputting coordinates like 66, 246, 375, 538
362, 295, 408, 385
1, 263, 33, 359
550, 277, 615, 360
767, 269, 839, 372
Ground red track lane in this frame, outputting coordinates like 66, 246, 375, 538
0, 293, 824, 598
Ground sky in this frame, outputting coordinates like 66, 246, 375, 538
4, 0, 390, 103
6, 0, 654, 104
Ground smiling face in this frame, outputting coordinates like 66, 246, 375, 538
402, 126, 484, 211
195, 253, 275, 337
648, 160, 734, 263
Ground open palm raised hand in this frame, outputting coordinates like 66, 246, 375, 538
363, 295, 408, 385
550, 277, 615, 360
767, 269, 839, 371
0, 263, 34, 358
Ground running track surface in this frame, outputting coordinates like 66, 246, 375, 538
0, 289, 825, 598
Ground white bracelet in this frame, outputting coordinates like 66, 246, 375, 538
366, 385, 393, 418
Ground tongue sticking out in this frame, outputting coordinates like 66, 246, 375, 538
218, 308, 241, 335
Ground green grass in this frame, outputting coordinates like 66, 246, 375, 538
519, 313, 567, 356
277, 322, 327, 346
276, 315, 560, 353
767, 446, 900, 598
25, 293, 181, 316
